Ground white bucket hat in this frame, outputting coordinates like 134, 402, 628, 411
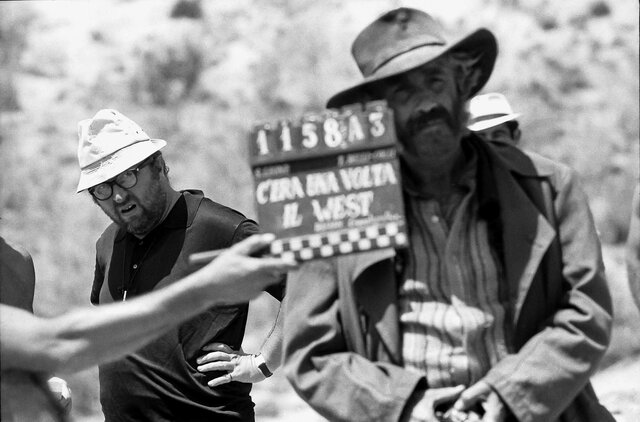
467, 93, 521, 132
76, 109, 166, 192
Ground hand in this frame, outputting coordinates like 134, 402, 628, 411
196, 343, 266, 387
453, 381, 507, 422
47, 377, 72, 414
411, 385, 465, 422
196, 234, 297, 304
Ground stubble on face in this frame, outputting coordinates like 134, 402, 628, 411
96, 171, 168, 237
386, 59, 468, 175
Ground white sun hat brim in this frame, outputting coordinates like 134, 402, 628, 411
76, 138, 166, 193
467, 113, 521, 132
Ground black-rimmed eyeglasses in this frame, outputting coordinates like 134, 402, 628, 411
89, 156, 155, 201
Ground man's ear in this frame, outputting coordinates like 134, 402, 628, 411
461, 66, 482, 99
451, 53, 482, 99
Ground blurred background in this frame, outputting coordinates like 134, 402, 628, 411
0, 0, 638, 420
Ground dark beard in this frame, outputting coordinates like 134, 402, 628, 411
125, 182, 167, 236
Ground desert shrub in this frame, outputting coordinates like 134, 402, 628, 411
590, 1, 611, 18
128, 22, 205, 105
170, 0, 202, 19
0, 2, 36, 110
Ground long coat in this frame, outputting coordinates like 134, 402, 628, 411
282, 139, 615, 422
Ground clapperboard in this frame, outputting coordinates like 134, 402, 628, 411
248, 100, 408, 262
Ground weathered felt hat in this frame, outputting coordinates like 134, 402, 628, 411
76, 109, 166, 192
467, 92, 521, 131
326, 7, 498, 109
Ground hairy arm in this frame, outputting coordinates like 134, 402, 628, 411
1, 234, 295, 375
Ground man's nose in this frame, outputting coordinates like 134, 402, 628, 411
112, 185, 128, 203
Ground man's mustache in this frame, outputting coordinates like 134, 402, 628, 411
407, 107, 454, 134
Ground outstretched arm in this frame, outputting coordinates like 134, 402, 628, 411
0, 234, 296, 375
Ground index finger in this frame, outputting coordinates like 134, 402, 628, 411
202, 343, 234, 353
454, 381, 491, 410
228, 233, 276, 256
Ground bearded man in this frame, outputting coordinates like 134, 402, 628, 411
282, 8, 614, 422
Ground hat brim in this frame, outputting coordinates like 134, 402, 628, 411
326, 28, 497, 109
467, 113, 521, 132
76, 139, 166, 193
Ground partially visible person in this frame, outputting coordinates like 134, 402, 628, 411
627, 182, 640, 311
467, 92, 522, 145
0, 236, 72, 416
0, 233, 295, 422
76, 108, 285, 421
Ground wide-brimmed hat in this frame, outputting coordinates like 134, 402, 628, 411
467, 92, 521, 132
326, 7, 498, 109
76, 109, 166, 192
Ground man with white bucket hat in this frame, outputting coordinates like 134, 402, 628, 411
467, 93, 522, 145
76, 109, 286, 421
282, 7, 614, 422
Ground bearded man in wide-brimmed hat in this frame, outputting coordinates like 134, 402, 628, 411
283, 8, 614, 422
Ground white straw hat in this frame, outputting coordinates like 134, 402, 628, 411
467, 93, 521, 132
76, 109, 166, 192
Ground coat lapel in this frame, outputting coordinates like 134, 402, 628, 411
348, 249, 403, 363
493, 160, 556, 324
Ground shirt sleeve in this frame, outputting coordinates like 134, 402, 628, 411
231, 220, 285, 301
282, 258, 425, 422
483, 168, 613, 422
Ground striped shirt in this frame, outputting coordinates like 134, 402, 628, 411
399, 157, 511, 392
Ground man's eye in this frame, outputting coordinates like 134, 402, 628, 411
94, 184, 110, 194
117, 170, 136, 183
392, 87, 411, 101
429, 78, 444, 91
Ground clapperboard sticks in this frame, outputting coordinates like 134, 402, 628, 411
189, 222, 408, 265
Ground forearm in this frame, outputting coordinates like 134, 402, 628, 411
259, 300, 284, 371
3, 270, 219, 374
484, 303, 611, 421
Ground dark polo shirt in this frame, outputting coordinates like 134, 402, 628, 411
91, 190, 273, 422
